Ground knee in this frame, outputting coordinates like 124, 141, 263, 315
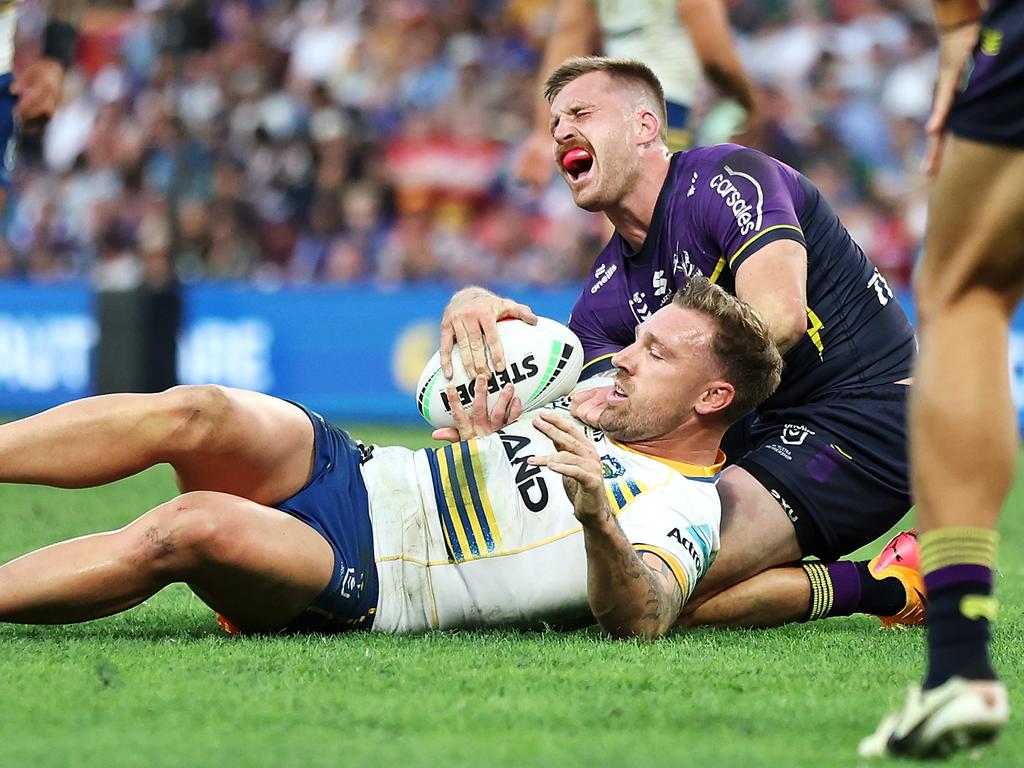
914, 263, 1024, 328
129, 491, 238, 578
159, 384, 233, 454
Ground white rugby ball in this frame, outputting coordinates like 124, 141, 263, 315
416, 317, 584, 429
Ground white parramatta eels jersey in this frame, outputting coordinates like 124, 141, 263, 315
359, 397, 722, 633
594, 0, 702, 108
0, 1, 17, 76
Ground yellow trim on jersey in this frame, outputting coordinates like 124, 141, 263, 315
468, 439, 503, 548
708, 256, 726, 284
830, 443, 853, 460
436, 454, 473, 558
634, 545, 690, 597
727, 224, 804, 268
604, 476, 649, 513
806, 306, 825, 360
581, 353, 617, 378
435, 441, 505, 560
610, 439, 725, 478
451, 448, 488, 554
378, 525, 585, 568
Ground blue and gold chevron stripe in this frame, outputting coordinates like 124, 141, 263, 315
603, 477, 647, 514
426, 440, 502, 562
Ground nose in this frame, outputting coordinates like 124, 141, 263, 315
610, 344, 635, 373
552, 114, 577, 144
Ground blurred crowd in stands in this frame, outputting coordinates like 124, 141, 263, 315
1, 0, 937, 290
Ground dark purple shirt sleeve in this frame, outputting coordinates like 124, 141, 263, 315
697, 147, 807, 274
568, 289, 626, 378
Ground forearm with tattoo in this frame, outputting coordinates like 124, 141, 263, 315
581, 510, 683, 640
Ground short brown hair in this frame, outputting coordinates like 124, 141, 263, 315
544, 56, 668, 140
673, 277, 783, 422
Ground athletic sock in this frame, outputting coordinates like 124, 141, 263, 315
920, 527, 999, 690
801, 561, 906, 620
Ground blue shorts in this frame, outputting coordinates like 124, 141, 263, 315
276, 403, 379, 633
0, 73, 16, 188
722, 384, 911, 561
948, 0, 1024, 147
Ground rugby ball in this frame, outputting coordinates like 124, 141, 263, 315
416, 317, 584, 429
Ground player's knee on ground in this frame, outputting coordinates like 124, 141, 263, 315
128, 491, 241, 578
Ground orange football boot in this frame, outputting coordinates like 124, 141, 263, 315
868, 530, 926, 629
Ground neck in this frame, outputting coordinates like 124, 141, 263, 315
605, 149, 672, 251
616, 421, 726, 469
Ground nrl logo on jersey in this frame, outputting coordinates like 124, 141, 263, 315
629, 290, 651, 321
591, 263, 618, 294
709, 164, 764, 236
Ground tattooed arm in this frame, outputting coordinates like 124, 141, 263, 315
579, 507, 685, 639
529, 411, 685, 639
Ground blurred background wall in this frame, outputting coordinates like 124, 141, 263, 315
2, 0, 1023, 425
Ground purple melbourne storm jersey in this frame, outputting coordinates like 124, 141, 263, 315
569, 145, 915, 411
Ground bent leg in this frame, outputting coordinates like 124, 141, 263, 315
677, 465, 805, 627
0, 385, 316, 505
682, 566, 809, 628
0, 491, 334, 631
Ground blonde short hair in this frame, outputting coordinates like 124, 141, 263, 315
673, 277, 783, 421
544, 56, 668, 142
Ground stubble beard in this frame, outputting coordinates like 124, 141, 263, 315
600, 400, 657, 443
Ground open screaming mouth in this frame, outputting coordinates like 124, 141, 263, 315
562, 148, 594, 181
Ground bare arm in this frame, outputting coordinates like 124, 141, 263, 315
529, 411, 683, 639
733, 240, 809, 354
13, 0, 83, 126
440, 286, 538, 378
677, 0, 760, 119
514, 0, 599, 190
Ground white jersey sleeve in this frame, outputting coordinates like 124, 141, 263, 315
616, 477, 721, 602
0, 2, 17, 77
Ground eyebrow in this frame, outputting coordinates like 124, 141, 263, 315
637, 325, 672, 357
549, 101, 595, 133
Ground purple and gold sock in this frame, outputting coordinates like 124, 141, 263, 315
920, 527, 999, 690
802, 561, 906, 621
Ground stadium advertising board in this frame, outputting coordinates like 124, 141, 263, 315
3, 281, 1024, 431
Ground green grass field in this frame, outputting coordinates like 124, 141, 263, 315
0, 424, 1020, 767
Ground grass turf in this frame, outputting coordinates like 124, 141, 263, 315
0, 424, 1020, 767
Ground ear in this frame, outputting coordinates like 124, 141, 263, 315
637, 109, 661, 146
694, 381, 735, 417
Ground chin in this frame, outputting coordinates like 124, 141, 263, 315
572, 190, 607, 212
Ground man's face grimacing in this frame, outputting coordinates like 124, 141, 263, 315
548, 71, 659, 211
599, 304, 736, 443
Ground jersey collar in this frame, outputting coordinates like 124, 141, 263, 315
609, 438, 725, 478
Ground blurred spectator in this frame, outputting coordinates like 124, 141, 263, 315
5, 0, 941, 291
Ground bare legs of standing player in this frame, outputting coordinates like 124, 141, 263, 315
0, 385, 336, 631
861, 136, 1024, 757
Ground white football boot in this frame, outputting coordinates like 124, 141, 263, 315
859, 677, 1009, 758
